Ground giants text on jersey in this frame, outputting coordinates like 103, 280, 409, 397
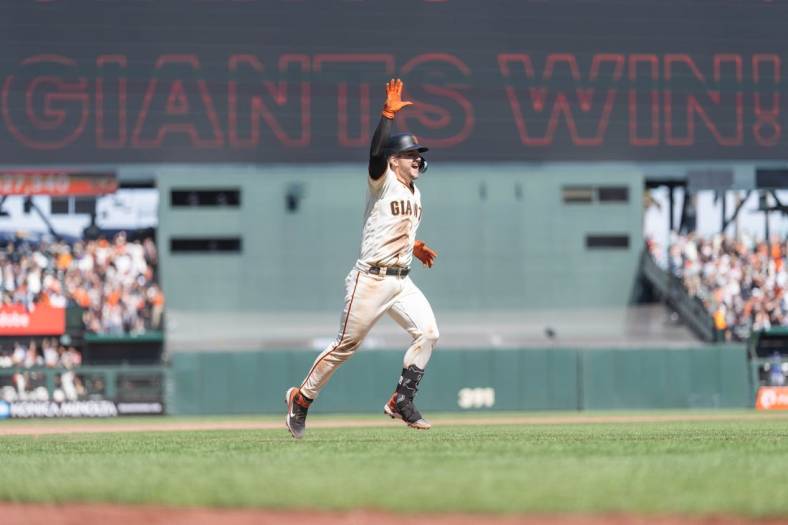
357, 168, 422, 269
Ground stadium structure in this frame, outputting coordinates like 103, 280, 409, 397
0, 0, 786, 417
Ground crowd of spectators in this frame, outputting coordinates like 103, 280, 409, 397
0, 338, 82, 369
0, 233, 164, 334
0, 338, 85, 403
652, 232, 788, 341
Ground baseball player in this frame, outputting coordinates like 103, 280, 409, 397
285, 78, 439, 439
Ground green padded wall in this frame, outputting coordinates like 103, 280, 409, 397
168, 346, 752, 415
578, 346, 751, 410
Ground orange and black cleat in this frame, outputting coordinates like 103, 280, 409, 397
384, 393, 431, 430
285, 387, 311, 439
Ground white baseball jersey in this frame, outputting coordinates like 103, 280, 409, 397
357, 167, 422, 269
299, 167, 438, 402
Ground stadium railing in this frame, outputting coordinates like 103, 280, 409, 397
639, 249, 721, 343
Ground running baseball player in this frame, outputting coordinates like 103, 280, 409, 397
285, 78, 439, 439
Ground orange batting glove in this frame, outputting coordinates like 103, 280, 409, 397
381, 78, 413, 119
413, 240, 437, 268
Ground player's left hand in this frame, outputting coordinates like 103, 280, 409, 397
413, 240, 437, 268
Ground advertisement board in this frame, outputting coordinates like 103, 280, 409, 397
0, 304, 66, 336
755, 386, 788, 411
0, 400, 164, 419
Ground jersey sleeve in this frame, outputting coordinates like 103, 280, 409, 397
368, 167, 391, 194
368, 116, 392, 181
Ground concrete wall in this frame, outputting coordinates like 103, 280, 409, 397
157, 164, 644, 318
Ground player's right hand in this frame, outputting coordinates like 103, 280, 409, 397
382, 78, 413, 119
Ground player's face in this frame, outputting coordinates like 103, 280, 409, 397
393, 150, 424, 181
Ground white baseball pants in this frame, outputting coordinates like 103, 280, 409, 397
299, 268, 439, 400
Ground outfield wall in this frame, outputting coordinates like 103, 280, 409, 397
168, 346, 752, 415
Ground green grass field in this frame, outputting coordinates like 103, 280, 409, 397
1, 413, 787, 517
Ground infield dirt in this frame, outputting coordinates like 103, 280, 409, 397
2, 503, 788, 525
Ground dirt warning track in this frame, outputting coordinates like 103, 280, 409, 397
1, 411, 786, 436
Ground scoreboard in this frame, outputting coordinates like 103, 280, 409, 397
1, 0, 787, 163
0, 171, 117, 196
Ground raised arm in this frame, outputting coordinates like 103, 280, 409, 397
368, 116, 392, 179
368, 79, 413, 180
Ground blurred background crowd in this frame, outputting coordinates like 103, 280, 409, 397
0, 233, 164, 335
653, 233, 788, 341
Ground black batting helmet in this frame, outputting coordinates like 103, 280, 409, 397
384, 133, 429, 156
384, 133, 429, 173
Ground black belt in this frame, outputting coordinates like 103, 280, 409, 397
369, 266, 410, 277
